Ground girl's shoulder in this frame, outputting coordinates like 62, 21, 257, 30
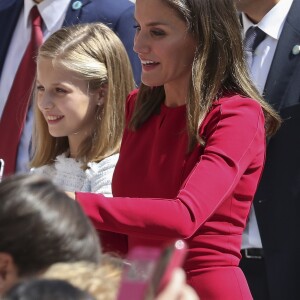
87, 153, 119, 175
31, 164, 56, 177
32, 153, 83, 176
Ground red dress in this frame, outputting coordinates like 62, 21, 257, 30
77, 90, 265, 299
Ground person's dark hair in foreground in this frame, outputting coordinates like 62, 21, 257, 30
3, 279, 95, 300
0, 174, 101, 295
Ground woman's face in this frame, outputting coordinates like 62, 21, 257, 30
36, 58, 101, 151
134, 0, 196, 91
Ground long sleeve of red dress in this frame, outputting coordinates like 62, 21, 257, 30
76, 90, 265, 299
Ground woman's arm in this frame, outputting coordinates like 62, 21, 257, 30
76, 98, 265, 239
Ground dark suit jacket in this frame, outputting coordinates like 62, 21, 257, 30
0, 0, 141, 84
253, 0, 300, 298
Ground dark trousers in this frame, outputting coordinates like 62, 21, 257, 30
239, 255, 270, 300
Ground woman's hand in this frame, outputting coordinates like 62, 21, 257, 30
65, 191, 76, 200
155, 268, 199, 300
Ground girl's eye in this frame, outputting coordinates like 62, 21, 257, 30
36, 85, 44, 92
55, 88, 67, 94
133, 24, 141, 31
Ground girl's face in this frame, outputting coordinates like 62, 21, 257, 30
36, 58, 101, 151
134, 0, 196, 93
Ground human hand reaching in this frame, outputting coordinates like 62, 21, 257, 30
155, 268, 199, 300
65, 191, 76, 200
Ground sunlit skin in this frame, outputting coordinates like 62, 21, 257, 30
133, 0, 197, 107
235, 0, 280, 23
36, 58, 101, 158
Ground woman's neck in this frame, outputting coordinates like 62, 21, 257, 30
164, 84, 188, 107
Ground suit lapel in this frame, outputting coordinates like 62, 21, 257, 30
0, 0, 23, 76
63, 0, 92, 26
263, 0, 300, 111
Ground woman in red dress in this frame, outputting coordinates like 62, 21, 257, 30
69, 0, 281, 298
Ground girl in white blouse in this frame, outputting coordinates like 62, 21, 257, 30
30, 23, 135, 196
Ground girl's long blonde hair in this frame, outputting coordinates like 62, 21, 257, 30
30, 23, 135, 169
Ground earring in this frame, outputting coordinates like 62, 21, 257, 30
97, 97, 104, 106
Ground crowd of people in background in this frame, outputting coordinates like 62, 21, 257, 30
0, 0, 299, 299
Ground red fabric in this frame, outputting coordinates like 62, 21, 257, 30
76, 90, 265, 299
0, 6, 43, 175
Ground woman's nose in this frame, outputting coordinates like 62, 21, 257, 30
133, 31, 150, 55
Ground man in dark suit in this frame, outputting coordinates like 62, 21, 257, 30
0, 0, 140, 175
236, 0, 300, 299
0, 0, 140, 82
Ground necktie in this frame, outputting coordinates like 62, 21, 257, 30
0, 6, 43, 176
244, 26, 266, 69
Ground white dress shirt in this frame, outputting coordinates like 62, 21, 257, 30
241, 0, 294, 249
0, 0, 71, 172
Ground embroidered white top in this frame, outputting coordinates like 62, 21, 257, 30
32, 153, 119, 197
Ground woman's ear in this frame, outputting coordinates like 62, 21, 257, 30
96, 84, 108, 107
0, 253, 19, 295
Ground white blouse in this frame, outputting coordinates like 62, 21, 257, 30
32, 153, 119, 197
